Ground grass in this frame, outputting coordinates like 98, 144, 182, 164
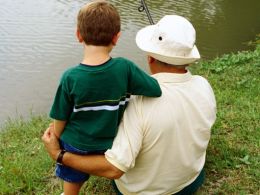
0, 42, 259, 194
192, 43, 260, 194
0, 115, 115, 195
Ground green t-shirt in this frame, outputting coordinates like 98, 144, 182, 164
50, 57, 161, 150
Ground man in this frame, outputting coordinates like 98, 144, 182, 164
42, 15, 216, 195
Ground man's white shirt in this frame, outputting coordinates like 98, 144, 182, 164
105, 72, 217, 195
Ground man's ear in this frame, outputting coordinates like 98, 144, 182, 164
76, 29, 84, 43
112, 32, 121, 45
148, 56, 156, 65
148, 56, 157, 74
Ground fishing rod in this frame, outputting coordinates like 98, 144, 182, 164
138, 0, 154, 25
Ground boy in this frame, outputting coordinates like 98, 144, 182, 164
49, 0, 161, 194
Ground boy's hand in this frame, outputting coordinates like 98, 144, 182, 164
42, 125, 61, 161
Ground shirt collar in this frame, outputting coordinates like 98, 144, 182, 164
152, 71, 192, 83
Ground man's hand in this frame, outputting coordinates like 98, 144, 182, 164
41, 124, 124, 179
41, 124, 61, 161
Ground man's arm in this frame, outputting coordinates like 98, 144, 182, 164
63, 151, 123, 179
43, 95, 144, 179
41, 127, 124, 179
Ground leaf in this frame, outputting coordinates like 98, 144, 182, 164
239, 155, 251, 165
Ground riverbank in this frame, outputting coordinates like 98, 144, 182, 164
0, 43, 259, 194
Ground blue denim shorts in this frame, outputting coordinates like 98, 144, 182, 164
56, 140, 105, 183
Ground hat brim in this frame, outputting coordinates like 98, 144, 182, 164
136, 25, 200, 65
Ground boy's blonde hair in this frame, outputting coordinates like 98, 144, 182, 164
77, 0, 121, 46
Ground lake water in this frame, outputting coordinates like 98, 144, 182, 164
0, 0, 260, 125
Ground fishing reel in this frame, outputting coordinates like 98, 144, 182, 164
138, 0, 154, 25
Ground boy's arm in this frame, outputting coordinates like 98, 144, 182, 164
53, 120, 67, 138
128, 62, 161, 97
50, 72, 73, 136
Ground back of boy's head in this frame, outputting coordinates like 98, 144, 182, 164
77, 0, 121, 46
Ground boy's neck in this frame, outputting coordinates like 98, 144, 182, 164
81, 44, 113, 65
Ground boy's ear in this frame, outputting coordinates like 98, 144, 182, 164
76, 29, 84, 43
112, 32, 121, 45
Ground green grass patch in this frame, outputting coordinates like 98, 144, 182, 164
0, 115, 115, 195
0, 44, 259, 194
193, 44, 260, 194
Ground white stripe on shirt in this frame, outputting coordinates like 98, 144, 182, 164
73, 98, 130, 112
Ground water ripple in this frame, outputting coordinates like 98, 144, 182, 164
0, 0, 259, 124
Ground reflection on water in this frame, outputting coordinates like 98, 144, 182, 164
0, 0, 84, 125
0, 0, 259, 125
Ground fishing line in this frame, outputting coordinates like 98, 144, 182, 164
138, 0, 154, 25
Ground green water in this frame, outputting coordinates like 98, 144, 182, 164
0, 0, 259, 124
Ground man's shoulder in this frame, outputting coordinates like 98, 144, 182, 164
128, 95, 155, 110
192, 75, 212, 85
192, 74, 207, 80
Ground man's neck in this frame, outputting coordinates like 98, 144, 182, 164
150, 63, 188, 74
166, 66, 187, 74
81, 44, 112, 65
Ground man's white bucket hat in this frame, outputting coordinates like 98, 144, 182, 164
136, 15, 200, 65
